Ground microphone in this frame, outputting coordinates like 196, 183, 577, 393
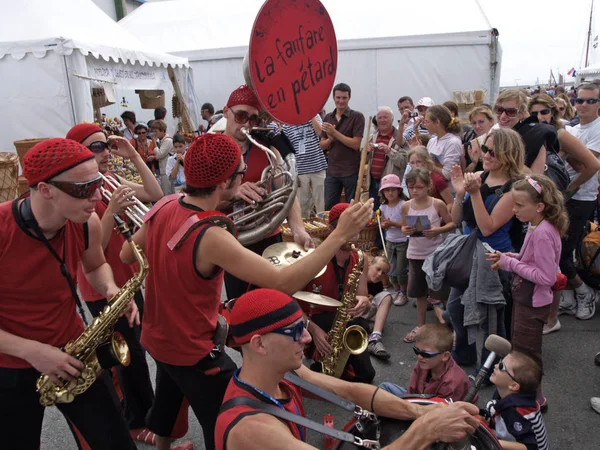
464, 334, 512, 403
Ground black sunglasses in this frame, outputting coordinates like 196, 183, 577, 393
531, 108, 551, 116
87, 141, 111, 154
574, 98, 599, 105
499, 359, 519, 383
495, 106, 519, 117
412, 346, 442, 358
271, 320, 307, 342
481, 144, 496, 158
230, 107, 261, 127
47, 174, 104, 200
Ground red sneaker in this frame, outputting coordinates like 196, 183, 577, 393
130, 427, 157, 445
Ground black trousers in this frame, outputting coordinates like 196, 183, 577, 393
559, 198, 597, 280
0, 367, 136, 450
224, 233, 282, 300
147, 353, 237, 450
86, 290, 154, 430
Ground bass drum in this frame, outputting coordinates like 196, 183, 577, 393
336, 398, 502, 450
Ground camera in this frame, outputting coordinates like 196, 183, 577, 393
408, 112, 419, 118
372, 143, 380, 149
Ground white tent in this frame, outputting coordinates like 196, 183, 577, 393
119, 0, 501, 123
0, 0, 198, 155
576, 64, 600, 85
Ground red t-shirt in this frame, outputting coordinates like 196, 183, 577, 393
431, 171, 449, 201
216, 373, 306, 450
370, 131, 393, 180
407, 356, 474, 402
142, 197, 225, 365
0, 200, 86, 368
77, 173, 137, 302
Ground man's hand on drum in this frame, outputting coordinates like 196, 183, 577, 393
237, 182, 265, 204
420, 402, 480, 443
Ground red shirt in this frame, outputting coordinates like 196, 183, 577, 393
407, 356, 474, 402
77, 173, 136, 302
370, 131, 393, 180
431, 171, 449, 201
142, 197, 225, 365
216, 373, 306, 450
0, 200, 86, 368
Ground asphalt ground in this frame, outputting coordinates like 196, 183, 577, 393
40, 293, 600, 449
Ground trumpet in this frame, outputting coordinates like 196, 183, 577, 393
100, 174, 149, 228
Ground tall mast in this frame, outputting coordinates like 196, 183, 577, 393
586, 0, 594, 67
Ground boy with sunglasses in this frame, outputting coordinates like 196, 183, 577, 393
379, 324, 473, 402
216, 288, 481, 450
485, 351, 549, 450
0, 138, 140, 449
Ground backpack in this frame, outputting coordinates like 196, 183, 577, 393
577, 221, 600, 289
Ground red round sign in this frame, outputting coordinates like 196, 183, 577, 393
248, 0, 338, 125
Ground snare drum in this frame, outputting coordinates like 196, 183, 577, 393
336, 398, 501, 450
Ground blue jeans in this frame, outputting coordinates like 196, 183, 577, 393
325, 173, 359, 210
379, 382, 407, 398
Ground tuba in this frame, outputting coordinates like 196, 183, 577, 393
36, 215, 148, 406
318, 246, 369, 378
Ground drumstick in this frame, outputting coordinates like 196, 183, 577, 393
376, 210, 388, 259
354, 116, 372, 202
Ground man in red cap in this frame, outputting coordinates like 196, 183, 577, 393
66, 123, 161, 444
121, 133, 373, 450
221, 84, 315, 299
215, 288, 481, 450
0, 138, 139, 449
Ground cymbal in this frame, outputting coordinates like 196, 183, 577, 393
292, 291, 341, 308
262, 242, 327, 278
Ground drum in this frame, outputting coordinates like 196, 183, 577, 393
336, 398, 501, 450
0, 152, 19, 202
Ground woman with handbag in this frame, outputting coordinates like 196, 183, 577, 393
448, 128, 524, 368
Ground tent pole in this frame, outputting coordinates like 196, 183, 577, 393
63, 55, 77, 126
114, 0, 127, 20
168, 66, 195, 134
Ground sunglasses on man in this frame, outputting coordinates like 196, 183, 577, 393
574, 98, 600, 105
494, 106, 519, 118
412, 346, 442, 358
87, 141, 112, 154
230, 107, 261, 128
46, 174, 104, 200
271, 320, 307, 342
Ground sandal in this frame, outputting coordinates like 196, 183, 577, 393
403, 326, 420, 343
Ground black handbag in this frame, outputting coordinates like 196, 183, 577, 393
444, 230, 479, 290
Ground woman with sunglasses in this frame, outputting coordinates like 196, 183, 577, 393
464, 106, 496, 173
131, 122, 159, 176
0, 139, 140, 450
556, 94, 575, 123
448, 128, 524, 368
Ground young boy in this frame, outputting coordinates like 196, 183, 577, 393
166, 134, 186, 192
485, 351, 549, 450
378, 324, 472, 402
364, 256, 394, 360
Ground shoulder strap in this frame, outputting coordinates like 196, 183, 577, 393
143, 193, 182, 223
167, 211, 237, 250
283, 372, 357, 413
83, 222, 89, 250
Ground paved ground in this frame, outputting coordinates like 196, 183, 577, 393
41, 293, 600, 449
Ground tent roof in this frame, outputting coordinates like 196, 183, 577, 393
119, 0, 494, 55
0, 0, 188, 67
578, 64, 600, 76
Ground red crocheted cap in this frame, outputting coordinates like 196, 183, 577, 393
230, 289, 303, 345
226, 85, 262, 111
184, 134, 241, 188
65, 123, 104, 144
329, 203, 350, 227
23, 138, 95, 186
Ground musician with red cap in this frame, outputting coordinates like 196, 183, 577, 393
0, 138, 139, 449
66, 123, 160, 444
215, 288, 481, 450
221, 84, 315, 299
120, 133, 373, 450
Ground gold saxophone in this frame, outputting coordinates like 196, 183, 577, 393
319, 246, 369, 378
36, 215, 148, 407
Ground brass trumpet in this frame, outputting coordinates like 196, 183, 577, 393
100, 174, 149, 228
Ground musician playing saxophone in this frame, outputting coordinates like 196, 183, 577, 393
221, 85, 315, 299
120, 133, 373, 450
0, 139, 139, 449
66, 123, 161, 444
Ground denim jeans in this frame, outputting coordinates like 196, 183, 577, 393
379, 382, 407, 398
325, 173, 359, 210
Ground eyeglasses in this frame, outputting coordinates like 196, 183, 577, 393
87, 141, 111, 154
498, 359, 519, 383
531, 108, 551, 116
46, 174, 104, 200
494, 106, 519, 118
230, 107, 261, 127
413, 346, 442, 358
271, 320, 307, 342
235, 163, 248, 178
574, 98, 600, 105
481, 144, 496, 158
136, 130, 147, 135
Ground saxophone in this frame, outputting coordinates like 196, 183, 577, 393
36, 215, 148, 407
319, 246, 369, 378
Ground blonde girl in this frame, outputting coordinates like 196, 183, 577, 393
424, 105, 464, 181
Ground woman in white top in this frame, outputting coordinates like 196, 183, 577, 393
424, 105, 464, 181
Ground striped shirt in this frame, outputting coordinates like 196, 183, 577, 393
402, 123, 429, 142
370, 130, 393, 180
282, 116, 328, 175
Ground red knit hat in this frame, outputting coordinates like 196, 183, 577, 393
23, 138, 95, 186
328, 203, 350, 227
226, 85, 262, 111
230, 289, 303, 345
66, 123, 104, 144
184, 133, 241, 188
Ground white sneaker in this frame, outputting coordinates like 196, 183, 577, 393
558, 289, 576, 316
575, 288, 598, 320
591, 397, 600, 414
393, 291, 408, 306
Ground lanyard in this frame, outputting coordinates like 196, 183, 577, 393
333, 255, 351, 301
233, 369, 305, 441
